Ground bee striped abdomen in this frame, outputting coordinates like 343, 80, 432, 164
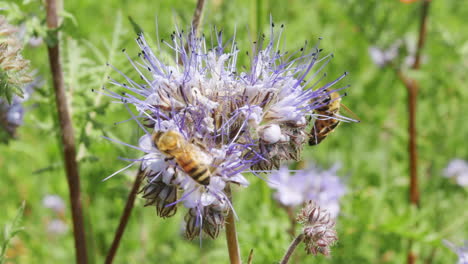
176, 153, 211, 185
191, 167, 210, 185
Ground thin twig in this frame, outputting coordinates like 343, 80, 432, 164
105, 169, 145, 264
412, 0, 431, 70
225, 185, 241, 264
247, 249, 254, 264
424, 248, 437, 264
178, 0, 206, 65
46, 0, 88, 263
284, 205, 297, 237
402, 1, 431, 263
191, 0, 206, 35
279, 234, 305, 264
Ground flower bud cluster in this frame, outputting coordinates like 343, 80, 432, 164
297, 201, 338, 256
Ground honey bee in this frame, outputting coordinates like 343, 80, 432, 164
152, 130, 212, 185
308, 89, 359, 145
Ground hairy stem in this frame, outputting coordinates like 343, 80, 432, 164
280, 234, 305, 264
105, 169, 144, 264
46, 0, 88, 263
225, 186, 241, 264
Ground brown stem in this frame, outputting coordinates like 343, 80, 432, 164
283, 205, 296, 237
247, 249, 254, 264
178, 0, 206, 66
279, 234, 305, 264
424, 248, 437, 264
105, 169, 145, 264
225, 185, 241, 264
412, 0, 431, 70
401, 1, 431, 264
397, 70, 420, 207
46, 0, 88, 263
191, 0, 206, 35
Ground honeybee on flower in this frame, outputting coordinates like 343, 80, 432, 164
103, 19, 355, 239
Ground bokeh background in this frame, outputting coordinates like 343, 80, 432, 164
1, 0, 467, 263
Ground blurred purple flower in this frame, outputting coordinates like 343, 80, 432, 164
269, 163, 346, 218
104, 21, 350, 239
368, 41, 401, 68
46, 219, 68, 235
444, 240, 468, 264
42, 194, 66, 214
443, 159, 468, 187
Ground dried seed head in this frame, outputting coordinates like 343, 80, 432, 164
140, 169, 179, 218
298, 201, 338, 256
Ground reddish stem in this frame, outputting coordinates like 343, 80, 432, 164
46, 0, 88, 263
105, 169, 144, 264
402, 1, 431, 263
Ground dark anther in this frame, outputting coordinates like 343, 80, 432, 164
122, 48, 126, 52
272, 22, 275, 27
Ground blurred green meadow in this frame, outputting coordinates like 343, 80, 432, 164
1, 0, 467, 263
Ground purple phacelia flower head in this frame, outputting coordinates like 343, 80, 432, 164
269, 163, 346, 218
443, 159, 468, 187
444, 240, 468, 264
103, 20, 350, 239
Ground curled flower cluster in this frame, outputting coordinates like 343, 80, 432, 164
444, 240, 468, 264
297, 201, 338, 256
105, 22, 349, 239
0, 77, 38, 140
269, 163, 346, 218
443, 159, 468, 187
0, 16, 32, 101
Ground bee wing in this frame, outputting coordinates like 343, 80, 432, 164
339, 103, 361, 122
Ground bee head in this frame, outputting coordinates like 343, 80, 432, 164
153, 130, 182, 152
